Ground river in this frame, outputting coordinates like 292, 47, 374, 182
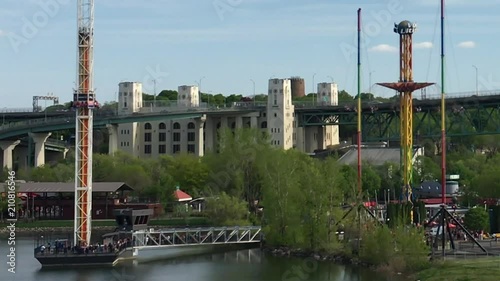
3, 239, 399, 281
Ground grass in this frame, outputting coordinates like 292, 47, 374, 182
0, 216, 211, 228
416, 258, 500, 281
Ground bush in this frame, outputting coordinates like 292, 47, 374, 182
464, 207, 489, 232
360, 225, 430, 273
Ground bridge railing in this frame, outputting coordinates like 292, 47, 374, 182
131, 226, 262, 249
420, 90, 500, 100
0, 108, 35, 113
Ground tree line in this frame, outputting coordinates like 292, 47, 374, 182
2, 128, 498, 272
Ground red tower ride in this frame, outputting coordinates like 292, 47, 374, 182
72, 0, 99, 246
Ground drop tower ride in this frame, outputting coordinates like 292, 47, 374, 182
71, 0, 99, 246
377, 21, 433, 204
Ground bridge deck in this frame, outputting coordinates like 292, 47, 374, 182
131, 226, 262, 250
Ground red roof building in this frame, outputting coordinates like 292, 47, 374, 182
174, 186, 192, 202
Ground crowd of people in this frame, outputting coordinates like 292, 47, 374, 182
35, 238, 132, 255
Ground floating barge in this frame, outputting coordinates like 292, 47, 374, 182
34, 208, 151, 268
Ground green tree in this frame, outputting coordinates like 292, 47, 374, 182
464, 207, 490, 232
259, 149, 304, 246
204, 192, 250, 226
362, 163, 381, 198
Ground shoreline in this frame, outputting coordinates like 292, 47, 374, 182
261, 245, 371, 268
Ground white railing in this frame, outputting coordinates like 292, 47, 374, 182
131, 226, 262, 250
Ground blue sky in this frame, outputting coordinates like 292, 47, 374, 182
1, 0, 499, 108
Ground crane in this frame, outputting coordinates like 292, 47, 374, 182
71, 0, 99, 247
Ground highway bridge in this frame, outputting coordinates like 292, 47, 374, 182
2, 90, 500, 141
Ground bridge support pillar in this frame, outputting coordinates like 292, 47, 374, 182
0, 140, 20, 170
235, 116, 243, 129
220, 116, 228, 129
250, 116, 258, 128
29, 132, 51, 167
106, 124, 119, 155
195, 115, 206, 157
204, 117, 215, 153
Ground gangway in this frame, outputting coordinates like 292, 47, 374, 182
131, 226, 262, 250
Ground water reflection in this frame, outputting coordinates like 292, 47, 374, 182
14, 239, 393, 281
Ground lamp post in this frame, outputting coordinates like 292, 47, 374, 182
472, 65, 478, 96
152, 79, 156, 107
312, 73, 316, 105
369, 71, 375, 94
250, 79, 255, 106
327, 76, 334, 82
198, 76, 205, 105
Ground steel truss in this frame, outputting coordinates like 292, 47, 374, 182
298, 97, 500, 140
131, 226, 262, 249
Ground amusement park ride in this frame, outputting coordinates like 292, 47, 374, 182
71, 0, 99, 247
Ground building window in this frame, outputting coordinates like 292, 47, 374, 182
159, 132, 166, 142
144, 132, 151, 142
188, 122, 195, 129
187, 132, 195, 142
187, 144, 195, 153
261, 121, 267, 128
173, 122, 181, 130
159, 123, 166, 130
159, 144, 166, 154
145, 123, 152, 130
173, 132, 180, 142
173, 144, 180, 153
144, 144, 151, 154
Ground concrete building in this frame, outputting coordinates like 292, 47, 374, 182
317, 82, 339, 106
110, 79, 341, 158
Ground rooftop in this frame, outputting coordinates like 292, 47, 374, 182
338, 147, 423, 166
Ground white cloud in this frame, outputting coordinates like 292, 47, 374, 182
369, 44, 397, 53
414, 42, 433, 49
457, 41, 476, 48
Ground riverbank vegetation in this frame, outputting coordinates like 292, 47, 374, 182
1, 128, 500, 275
415, 258, 500, 281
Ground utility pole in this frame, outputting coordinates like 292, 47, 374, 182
472, 65, 478, 96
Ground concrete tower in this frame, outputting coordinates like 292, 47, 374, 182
317, 82, 339, 106
118, 82, 143, 115
178, 85, 199, 107
117, 82, 142, 156
267, 78, 294, 149
290, 77, 305, 98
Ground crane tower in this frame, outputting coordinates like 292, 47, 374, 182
71, 0, 99, 246
377, 21, 433, 204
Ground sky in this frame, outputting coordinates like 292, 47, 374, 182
1, 0, 500, 109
